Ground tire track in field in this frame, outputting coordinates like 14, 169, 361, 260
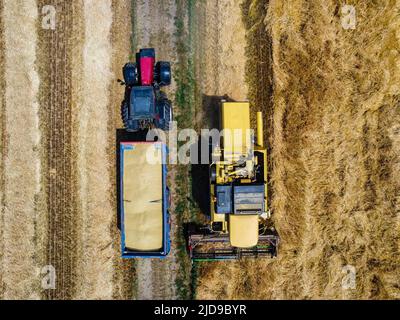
131, 0, 179, 300
37, 0, 77, 299
109, 0, 135, 300
130, 0, 155, 299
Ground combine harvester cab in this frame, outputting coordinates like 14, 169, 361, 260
119, 141, 171, 258
188, 101, 279, 260
118, 48, 172, 258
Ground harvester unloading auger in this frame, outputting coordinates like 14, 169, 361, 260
188, 101, 279, 260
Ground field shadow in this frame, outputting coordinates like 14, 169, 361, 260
191, 133, 211, 217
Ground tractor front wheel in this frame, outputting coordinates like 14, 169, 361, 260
123, 62, 137, 86
155, 61, 171, 86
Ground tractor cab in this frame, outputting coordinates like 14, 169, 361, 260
126, 86, 157, 131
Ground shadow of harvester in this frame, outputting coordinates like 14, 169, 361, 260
190, 94, 237, 219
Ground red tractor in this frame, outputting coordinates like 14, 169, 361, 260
121, 48, 172, 132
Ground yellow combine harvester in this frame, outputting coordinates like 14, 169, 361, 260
188, 101, 279, 260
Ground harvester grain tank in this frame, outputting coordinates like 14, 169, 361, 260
188, 101, 279, 260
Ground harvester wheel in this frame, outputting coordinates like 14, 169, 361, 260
187, 223, 197, 235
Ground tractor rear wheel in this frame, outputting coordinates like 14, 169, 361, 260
121, 100, 141, 132
121, 100, 129, 128
158, 99, 172, 131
